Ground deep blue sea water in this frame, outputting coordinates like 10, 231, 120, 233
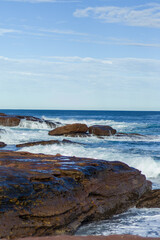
0, 109, 160, 237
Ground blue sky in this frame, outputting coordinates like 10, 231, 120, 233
0, 0, 160, 110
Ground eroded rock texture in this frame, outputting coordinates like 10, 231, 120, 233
0, 151, 151, 239
136, 189, 160, 208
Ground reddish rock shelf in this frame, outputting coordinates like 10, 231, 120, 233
14, 235, 160, 240
0, 151, 151, 239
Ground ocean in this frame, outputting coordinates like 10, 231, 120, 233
0, 109, 160, 237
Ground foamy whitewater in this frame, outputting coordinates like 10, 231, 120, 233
0, 110, 160, 237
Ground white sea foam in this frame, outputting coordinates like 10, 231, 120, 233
76, 208, 160, 237
18, 141, 160, 179
42, 116, 142, 132
18, 119, 53, 130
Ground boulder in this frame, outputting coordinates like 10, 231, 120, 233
0, 151, 151, 239
0, 141, 6, 148
136, 189, 160, 208
16, 139, 82, 148
0, 116, 20, 126
49, 123, 88, 136
89, 125, 116, 136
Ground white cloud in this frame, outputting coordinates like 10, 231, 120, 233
74, 3, 160, 28
39, 28, 88, 36
0, 28, 20, 36
0, 55, 160, 110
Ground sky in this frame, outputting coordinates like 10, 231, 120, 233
0, 0, 160, 110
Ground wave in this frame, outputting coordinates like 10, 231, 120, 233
18, 142, 160, 179
76, 207, 160, 237
18, 119, 54, 130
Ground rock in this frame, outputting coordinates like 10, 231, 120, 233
0, 113, 7, 116
0, 115, 20, 126
12, 235, 160, 240
16, 139, 82, 148
0, 151, 151, 239
89, 125, 116, 136
63, 133, 90, 137
116, 133, 145, 138
49, 123, 88, 136
0, 113, 56, 128
136, 189, 160, 208
0, 141, 6, 148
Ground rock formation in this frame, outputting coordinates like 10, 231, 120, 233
0, 151, 151, 239
0, 113, 57, 128
49, 123, 88, 136
136, 189, 160, 208
89, 125, 116, 136
16, 139, 82, 148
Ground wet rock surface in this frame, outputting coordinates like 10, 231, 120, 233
0, 151, 151, 239
16, 139, 82, 148
0, 113, 57, 128
89, 125, 116, 136
49, 123, 88, 136
115, 133, 146, 138
136, 189, 160, 208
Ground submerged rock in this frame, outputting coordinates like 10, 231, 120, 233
0, 151, 151, 239
89, 125, 116, 136
49, 123, 88, 136
16, 139, 82, 148
136, 189, 160, 208
116, 133, 145, 138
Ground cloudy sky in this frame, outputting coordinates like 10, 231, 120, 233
0, 0, 160, 110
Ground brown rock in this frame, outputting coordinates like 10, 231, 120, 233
116, 133, 145, 138
0, 151, 151, 239
49, 123, 88, 136
0, 116, 20, 126
0, 113, 7, 116
0, 113, 57, 128
136, 189, 160, 208
0, 141, 6, 148
13, 235, 160, 240
16, 139, 81, 148
89, 125, 116, 136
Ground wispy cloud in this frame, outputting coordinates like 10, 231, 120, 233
1, 55, 160, 110
74, 3, 160, 28
0, 28, 20, 36
39, 28, 88, 36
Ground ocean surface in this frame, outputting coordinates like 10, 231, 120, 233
0, 109, 160, 237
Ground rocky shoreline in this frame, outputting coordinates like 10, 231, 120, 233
0, 150, 151, 239
0, 112, 159, 239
